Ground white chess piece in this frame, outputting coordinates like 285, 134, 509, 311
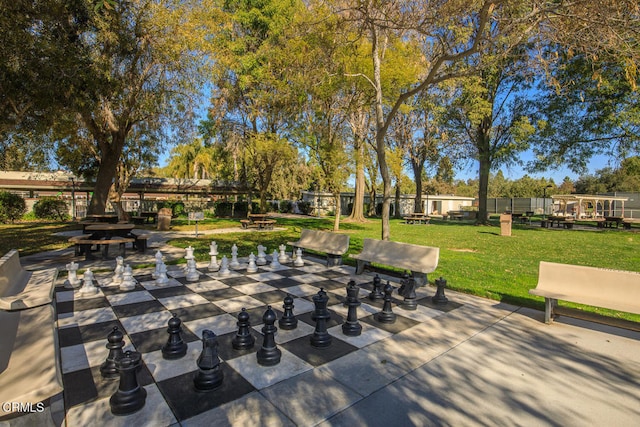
219, 256, 230, 276
229, 244, 240, 269
120, 265, 136, 291
278, 244, 289, 264
270, 249, 280, 269
153, 250, 163, 278
78, 268, 98, 295
208, 241, 219, 271
156, 261, 169, 285
246, 253, 258, 273
256, 245, 267, 265
294, 248, 304, 267
113, 256, 124, 284
65, 261, 81, 288
184, 246, 195, 272
186, 258, 200, 282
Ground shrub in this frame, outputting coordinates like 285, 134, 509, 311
215, 201, 233, 217
33, 197, 69, 221
0, 191, 27, 223
157, 200, 185, 217
279, 200, 293, 213
297, 200, 312, 215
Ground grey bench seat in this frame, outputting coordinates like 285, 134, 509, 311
0, 249, 57, 311
349, 239, 439, 286
288, 229, 350, 266
529, 261, 640, 324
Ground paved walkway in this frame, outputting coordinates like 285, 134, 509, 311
16, 232, 640, 426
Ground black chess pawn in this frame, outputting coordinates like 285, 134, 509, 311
369, 274, 384, 301
194, 330, 224, 391
279, 294, 298, 330
256, 306, 282, 366
109, 350, 147, 415
101, 326, 125, 379
162, 313, 188, 360
232, 308, 256, 350
375, 281, 397, 324
342, 280, 362, 336
400, 276, 418, 311
432, 277, 449, 305
310, 288, 332, 347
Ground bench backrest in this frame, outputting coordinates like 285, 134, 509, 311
536, 261, 640, 303
360, 239, 439, 273
298, 229, 350, 255
0, 250, 30, 297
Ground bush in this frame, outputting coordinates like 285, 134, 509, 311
0, 191, 27, 223
33, 197, 69, 221
215, 201, 233, 217
279, 200, 293, 213
297, 200, 312, 215
157, 200, 185, 217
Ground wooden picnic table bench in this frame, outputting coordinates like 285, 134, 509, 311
622, 219, 640, 230
403, 215, 431, 225
288, 229, 350, 266
68, 236, 135, 260
0, 250, 62, 420
240, 216, 276, 230
529, 261, 640, 327
349, 238, 439, 286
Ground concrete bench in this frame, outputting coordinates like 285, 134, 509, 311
529, 261, 640, 324
0, 249, 57, 311
288, 229, 350, 266
349, 239, 439, 286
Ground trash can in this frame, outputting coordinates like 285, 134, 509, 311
157, 207, 172, 231
500, 213, 512, 236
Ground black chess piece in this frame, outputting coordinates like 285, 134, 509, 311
342, 280, 362, 336
194, 329, 224, 391
369, 274, 384, 301
375, 281, 397, 324
109, 350, 147, 415
256, 306, 281, 366
310, 288, 332, 347
162, 313, 188, 360
399, 276, 418, 311
432, 277, 449, 305
232, 308, 255, 350
278, 294, 298, 330
100, 326, 125, 379
397, 271, 410, 296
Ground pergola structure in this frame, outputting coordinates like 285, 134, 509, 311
551, 194, 628, 218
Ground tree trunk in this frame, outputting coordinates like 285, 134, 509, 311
333, 192, 341, 231
346, 138, 366, 222
412, 159, 424, 213
394, 183, 401, 218
476, 127, 491, 225
88, 142, 121, 215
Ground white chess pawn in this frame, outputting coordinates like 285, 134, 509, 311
153, 250, 163, 278
113, 256, 124, 284
229, 244, 240, 269
270, 249, 280, 269
256, 245, 267, 266
218, 256, 231, 276
278, 244, 289, 264
294, 248, 304, 267
120, 265, 136, 291
156, 261, 169, 285
78, 268, 98, 295
186, 258, 200, 282
208, 241, 219, 271
246, 253, 258, 273
65, 261, 81, 288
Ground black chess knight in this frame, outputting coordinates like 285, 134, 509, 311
194, 329, 224, 391
398, 275, 418, 310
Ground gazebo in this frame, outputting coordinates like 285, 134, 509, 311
551, 194, 628, 219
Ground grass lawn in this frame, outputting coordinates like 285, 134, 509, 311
2, 215, 638, 322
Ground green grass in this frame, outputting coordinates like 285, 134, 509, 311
2, 216, 639, 322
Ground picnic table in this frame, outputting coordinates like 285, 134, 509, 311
85, 223, 135, 239
403, 213, 431, 224
240, 214, 276, 230
84, 214, 119, 223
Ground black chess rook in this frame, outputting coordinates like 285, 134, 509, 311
256, 306, 282, 366
194, 329, 224, 391
432, 276, 449, 304
109, 351, 147, 416
232, 308, 256, 350
375, 281, 397, 324
311, 288, 332, 347
162, 313, 188, 360
100, 326, 125, 379
342, 280, 362, 336
278, 293, 298, 330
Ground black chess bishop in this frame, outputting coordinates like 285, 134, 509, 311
232, 308, 256, 350
162, 313, 188, 359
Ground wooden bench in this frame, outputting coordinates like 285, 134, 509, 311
529, 261, 640, 325
622, 219, 639, 230
0, 250, 63, 418
0, 249, 57, 311
403, 215, 431, 225
349, 239, 439, 286
69, 237, 135, 260
254, 219, 276, 229
288, 229, 350, 266
240, 219, 251, 229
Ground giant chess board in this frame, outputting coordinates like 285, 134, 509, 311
55, 254, 462, 425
